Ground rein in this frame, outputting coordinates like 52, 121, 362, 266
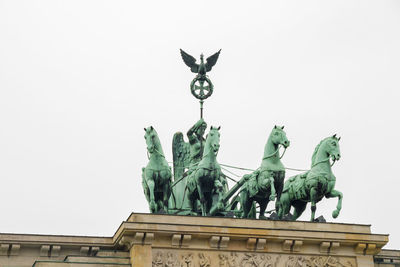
147, 147, 165, 160
311, 157, 336, 168
262, 145, 287, 160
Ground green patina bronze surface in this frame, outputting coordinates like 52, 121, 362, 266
180, 49, 221, 93
187, 119, 208, 167
143, 125, 343, 221
140, 49, 344, 221
171, 119, 208, 210
180, 49, 221, 118
236, 126, 290, 219
278, 135, 343, 221
186, 126, 227, 216
142, 126, 172, 213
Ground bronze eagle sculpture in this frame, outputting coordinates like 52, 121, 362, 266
180, 49, 221, 77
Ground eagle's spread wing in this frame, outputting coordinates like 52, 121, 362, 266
180, 49, 199, 73
205, 49, 221, 72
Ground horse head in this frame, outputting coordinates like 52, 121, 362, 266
327, 134, 341, 161
271, 125, 290, 148
206, 126, 221, 154
144, 126, 161, 155
312, 135, 341, 166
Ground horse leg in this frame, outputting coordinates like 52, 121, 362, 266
249, 203, 257, 219
162, 183, 170, 212
156, 199, 164, 213
195, 171, 206, 216
268, 176, 277, 201
274, 171, 285, 214
213, 174, 224, 213
240, 191, 251, 218
292, 201, 307, 221
326, 189, 343, 218
145, 169, 157, 213
187, 191, 195, 214
142, 168, 150, 204
161, 169, 171, 212
278, 192, 291, 219
259, 198, 268, 220
186, 175, 198, 214
310, 187, 318, 221
206, 192, 213, 215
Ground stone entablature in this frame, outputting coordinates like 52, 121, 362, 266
0, 213, 395, 266
118, 214, 388, 266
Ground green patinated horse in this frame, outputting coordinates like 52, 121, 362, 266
186, 126, 225, 216
278, 135, 343, 221
239, 126, 290, 219
142, 126, 172, 213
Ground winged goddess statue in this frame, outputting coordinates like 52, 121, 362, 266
180, 49, 221, 80
171, 118, 207, 210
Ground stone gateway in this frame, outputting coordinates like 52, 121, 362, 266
1, 50, 398, 267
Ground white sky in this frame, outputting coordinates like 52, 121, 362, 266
1, 0, 400, 249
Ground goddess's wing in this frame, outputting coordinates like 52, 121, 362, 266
172, 132, 190, 181
205, 49, 221, 72
180, 49, 199, 73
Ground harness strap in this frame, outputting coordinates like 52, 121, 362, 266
262, 145, 287, 160
147, 148, 165, 159
311, 158, 336, 168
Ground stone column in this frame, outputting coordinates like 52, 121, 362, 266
356, 255, 375, 267
120, 232, 154, 267
130, 245, 152, 267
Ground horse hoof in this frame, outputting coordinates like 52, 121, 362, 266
282, 213, 293, 221
269, 212, 280, 220
313, 215, 326, 223
157, 209, 167, 214
332, 210, 339, 218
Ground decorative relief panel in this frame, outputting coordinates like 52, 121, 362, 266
285, 256, 354, 267
152, 250, 356, 267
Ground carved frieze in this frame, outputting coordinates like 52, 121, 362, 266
285, 255, 354, 267
152, 250, 356, 267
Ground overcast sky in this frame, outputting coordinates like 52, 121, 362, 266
1, 0, 400, 249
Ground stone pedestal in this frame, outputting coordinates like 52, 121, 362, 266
115, 213, 388, 267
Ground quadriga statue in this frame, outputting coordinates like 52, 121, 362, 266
186, 126, 226, 216
235, 126, 290, 219
278, 135, 343, 221
142, 126, 172, 213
